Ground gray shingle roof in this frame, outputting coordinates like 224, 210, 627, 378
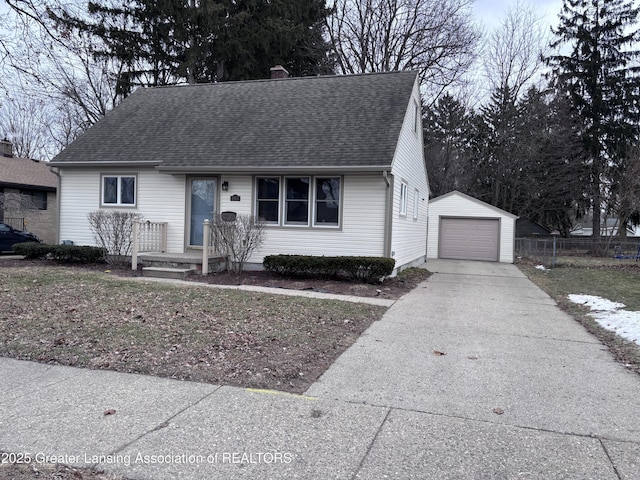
51, 71, 418, 171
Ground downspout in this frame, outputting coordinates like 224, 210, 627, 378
49, 166, 60, 244
383, 171, 393, 258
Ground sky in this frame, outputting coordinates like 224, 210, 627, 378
0, 1, 568, 32
473, 0, 564, 30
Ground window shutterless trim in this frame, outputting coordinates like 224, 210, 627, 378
399, 181, 408, 216
313, 176, 341, 227
254, 175, 342, 228
100, 174, 137, 207
255, 177, 281, 224
284, 176, 311, 226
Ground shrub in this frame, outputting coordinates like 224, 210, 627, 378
49, 245, 106, 263
13, 243, 106, 264
263, 255, 395, 282
212, 214, 265, 274
87, 210, 142, 265
12, 242, 50, 259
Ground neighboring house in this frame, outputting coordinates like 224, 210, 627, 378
49, 69, 429, 273
516, 218, 552, 237
0, 139, 58, 244
427, 190, 517, 263
571, 219, 639, 237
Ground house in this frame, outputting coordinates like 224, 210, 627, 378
515, 217, 552, 237
571, 219, 639, 237
427, 190, 517, 263
0, 139, 58, 244
49, 69, 429, 274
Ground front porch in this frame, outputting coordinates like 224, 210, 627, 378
132, 220, 226, 279
136, 251, 227, 279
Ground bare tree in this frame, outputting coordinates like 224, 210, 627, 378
483, 2, 550, 99
1, 0, 123, 158
212, 214, 265, 274
87, 210, 142, 265
0, 191, 42, 215
0, 94, 51, 159
607, 146, 640, 239
326, 0, 480, 102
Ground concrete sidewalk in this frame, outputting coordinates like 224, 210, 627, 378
1, 259, 639, 479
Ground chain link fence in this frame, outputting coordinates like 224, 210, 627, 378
515, 237, 640, 268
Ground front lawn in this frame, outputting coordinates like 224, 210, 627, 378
0, 266, 387, 394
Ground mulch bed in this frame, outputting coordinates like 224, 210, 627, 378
0, 257, 431, 300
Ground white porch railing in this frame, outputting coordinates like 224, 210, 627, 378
131, 220, 168, 270
202, 219, 222, 275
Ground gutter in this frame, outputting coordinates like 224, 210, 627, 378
383, 171, 393, 258
156, 165, 393, 175
48, 160, 161, 167
48, 165, 61, 245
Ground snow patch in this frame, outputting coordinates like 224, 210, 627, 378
535, 265, 547, 271
568, 294, 640, 347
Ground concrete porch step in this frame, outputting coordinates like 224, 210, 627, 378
142, 267, 196, 280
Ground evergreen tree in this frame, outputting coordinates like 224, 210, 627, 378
423, 94, 474, 197
471, 85, 524, 212
52, 0, 333, 93
545, 0, 640, 240
518, 87, 589, 236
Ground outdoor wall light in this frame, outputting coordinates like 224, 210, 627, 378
221, 181, 229, 191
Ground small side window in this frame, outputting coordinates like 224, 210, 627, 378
413, 190, 419, 220
399, 182, 408, 216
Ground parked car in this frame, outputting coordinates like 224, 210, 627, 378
0, 222, 41, 252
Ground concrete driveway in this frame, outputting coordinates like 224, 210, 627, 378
306, 259, 640, 478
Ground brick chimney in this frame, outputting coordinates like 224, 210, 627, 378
1, 138, 13, 158
270, 65, 289, 79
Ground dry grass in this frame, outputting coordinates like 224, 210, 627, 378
1, 264, 396, 480
518, 259, 640, 374
0, 266, 387, 394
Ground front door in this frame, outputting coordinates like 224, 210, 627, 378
188, 178, 216, 247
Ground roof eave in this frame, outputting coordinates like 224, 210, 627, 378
155, 165, 394, 175
0, 181, 56, 192
49, 160, 162, 168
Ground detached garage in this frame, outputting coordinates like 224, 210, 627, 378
427, 191, 517, 263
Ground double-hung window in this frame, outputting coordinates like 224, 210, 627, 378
256, 177, 280, 224
255, 176, 342, 228
285, 177, 310, 225
102, 175, 136, 206
315, 177, 340, 226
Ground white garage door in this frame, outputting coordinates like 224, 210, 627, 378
439, 217, 499, 261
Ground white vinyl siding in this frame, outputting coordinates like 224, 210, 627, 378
389, 76, 429, 271
427, 191, 516, 263
246, 175, 385, 263
219, 175, 253, 216
58, 168, 186, 251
